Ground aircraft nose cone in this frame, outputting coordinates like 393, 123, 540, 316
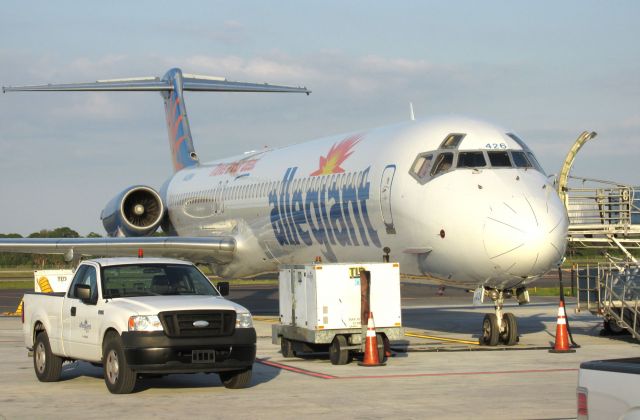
483, 189, 567, 278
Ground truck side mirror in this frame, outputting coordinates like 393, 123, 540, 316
217, 281, 229, 296
76, 284, 93, 304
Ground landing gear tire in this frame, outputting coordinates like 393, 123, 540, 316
329, 335, 350, 365
281, 337, 295, 358
103, 333, 137, 394
220, 367, 253, 389
500, 312, 518, 346
33, 331, 63, 382
480, 313, 499, 346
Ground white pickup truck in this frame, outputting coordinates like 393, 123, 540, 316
577, 358, 640, 419
22, 257, 256, 394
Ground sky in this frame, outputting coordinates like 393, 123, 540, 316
0, 1, 638, 236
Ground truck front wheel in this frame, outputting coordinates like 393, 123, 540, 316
33, 331, 63, 382
103, 333, 137, 394
219, 367, 252, 389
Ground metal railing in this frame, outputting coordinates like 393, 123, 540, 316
575, 262, 640, 341
567, 180, 640, 233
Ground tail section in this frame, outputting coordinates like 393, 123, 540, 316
3, 68, 311, 172
161, 69, 198, 172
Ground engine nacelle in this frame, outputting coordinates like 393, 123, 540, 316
101, 186, 165, 237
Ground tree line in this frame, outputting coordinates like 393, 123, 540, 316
0, 227, 102, 268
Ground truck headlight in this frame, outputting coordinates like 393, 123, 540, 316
128, 315, 163, 332
236, 312, 253, 329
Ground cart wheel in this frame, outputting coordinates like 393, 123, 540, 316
281, 337, 296, 358
376, 333, 387, 363
329, 335, 349, 365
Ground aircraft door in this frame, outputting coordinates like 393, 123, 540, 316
380, 165, 396, 234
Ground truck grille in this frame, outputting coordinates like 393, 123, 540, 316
159, 310, 236, 337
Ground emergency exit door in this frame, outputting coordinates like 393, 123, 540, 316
380, 164, 396, 234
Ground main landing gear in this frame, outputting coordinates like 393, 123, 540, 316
479, 287, 528, 346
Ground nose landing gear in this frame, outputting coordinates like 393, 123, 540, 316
479, 288, 521, 346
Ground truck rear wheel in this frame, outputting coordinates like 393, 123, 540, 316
33, 331, 63, 382
103, 333, 137, 394
219, 367, 252, 389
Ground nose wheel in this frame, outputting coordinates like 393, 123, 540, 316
479, 289, 519, 346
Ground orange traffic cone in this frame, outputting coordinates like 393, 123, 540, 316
358, 312, 386, 366
549, 300, 576, 353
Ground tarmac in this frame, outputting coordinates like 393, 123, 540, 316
1, 287, 639, 420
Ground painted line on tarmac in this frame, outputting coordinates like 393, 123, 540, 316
405, 331, 479, 345
257, 358, 577, 381
335, 367, 579, 380
256, 358, 337, 379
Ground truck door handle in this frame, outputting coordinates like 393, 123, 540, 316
71, 307, 76, 316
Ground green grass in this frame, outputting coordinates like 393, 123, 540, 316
0, 271, 32, 279
0, 280, 32, 289
528, 287, 574, 297
208, 278, 277, 286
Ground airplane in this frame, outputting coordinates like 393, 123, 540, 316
1, 68, 568, 346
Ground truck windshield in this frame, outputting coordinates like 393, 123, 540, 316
101, 264, 219, 298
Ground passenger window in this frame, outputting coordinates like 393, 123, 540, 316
431, 153, 454, 176
457, 151, 486, 168
411, 154, 433, 179
511, 151, 532, 168
439, 134, 466, 149
488, 151, 512, 167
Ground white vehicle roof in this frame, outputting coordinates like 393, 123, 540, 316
86, 257, 194, 267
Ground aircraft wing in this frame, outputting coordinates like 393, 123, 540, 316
0, 236, 235, 265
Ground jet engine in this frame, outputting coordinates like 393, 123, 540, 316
101, 186, 165, 237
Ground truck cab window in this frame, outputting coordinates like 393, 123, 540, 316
68, 265, 97, 301
431, 152, 454, 176
488, 151, 511, 167
457, 151, 486, 168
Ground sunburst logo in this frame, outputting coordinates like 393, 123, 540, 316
310, 134, 363, 176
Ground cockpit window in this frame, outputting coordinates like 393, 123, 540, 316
411, 154, 433, 179
526, 152, 545, 174
487, 151, 511, 167
439, 134, 466, 149
431, 152, 454, 176
457, 151, 486, 168
511, 151, 532, 168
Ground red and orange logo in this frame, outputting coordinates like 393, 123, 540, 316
310, 134, 363, 176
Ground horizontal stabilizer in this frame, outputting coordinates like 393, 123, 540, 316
3, 70, 311, 94
0, 236, 236, 265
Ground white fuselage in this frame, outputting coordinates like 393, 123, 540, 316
164, 116, 568, 289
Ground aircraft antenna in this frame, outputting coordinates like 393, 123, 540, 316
409, 102, 415, 121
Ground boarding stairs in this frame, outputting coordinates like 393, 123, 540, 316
563, 175, 640, 341
575, 261, 640, 341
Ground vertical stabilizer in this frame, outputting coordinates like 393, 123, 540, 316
3, 67, 310, 174
161, 68, 199, 172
